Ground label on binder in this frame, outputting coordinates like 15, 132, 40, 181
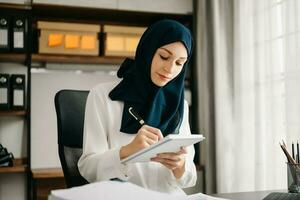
13, 90, 24, 106
13, 31, 24, 48
0, 29, 8, 46
0, 88, 7, 103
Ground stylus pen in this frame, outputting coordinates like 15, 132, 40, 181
297, 141, 300, 164
128, 107, 145, 125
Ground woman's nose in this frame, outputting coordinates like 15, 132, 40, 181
163, 62, 176, 74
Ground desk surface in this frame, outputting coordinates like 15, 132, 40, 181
212, 190, 286, 200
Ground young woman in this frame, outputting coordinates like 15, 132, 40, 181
78, 19, 197, 194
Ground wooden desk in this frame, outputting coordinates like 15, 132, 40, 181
32, 168, 66, 200
212, 190, 286, 200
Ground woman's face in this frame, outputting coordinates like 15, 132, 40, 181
150, 42, 188, 87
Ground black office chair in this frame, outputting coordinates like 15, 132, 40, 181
54, 90, 89, 188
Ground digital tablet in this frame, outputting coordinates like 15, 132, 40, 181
121, 134, 205, 164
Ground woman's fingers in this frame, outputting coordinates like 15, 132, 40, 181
179, 147, 187, 154
159, 162, 176, 170
151, 157, 182, 169
156, 153, 181, 161
138, 125, 164, 146
155, 147, 187, 159
151, 150, 187, 171
143, 129, 160, 142
142, 125, 163, 140
124, 125, 164, 157
144, 136, 158, 145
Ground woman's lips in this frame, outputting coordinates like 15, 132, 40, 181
158, 74, 171, 81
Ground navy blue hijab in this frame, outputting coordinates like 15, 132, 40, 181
109, 19, 193, 136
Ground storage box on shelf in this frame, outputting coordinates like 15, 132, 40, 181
37, 21, 100, 56
103, 25, 146, 57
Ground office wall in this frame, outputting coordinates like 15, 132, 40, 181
30, 66, 118, 169
0, 174, 27, 200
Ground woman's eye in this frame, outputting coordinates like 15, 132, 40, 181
160, 55, 168, 60
176, 62, 183, 66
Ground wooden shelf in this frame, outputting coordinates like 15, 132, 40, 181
32, 168, 66, 200
0, 158, 28, 174
0, 3, 31, 10
0, 53, 26, 63
31, 4, 192, 26
32, 168, 64, 179
32, 54, 125, 65
0, 110, 27, 116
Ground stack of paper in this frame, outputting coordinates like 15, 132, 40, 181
49, 181, 227, 200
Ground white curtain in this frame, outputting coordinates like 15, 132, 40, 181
214, 0, 300, 193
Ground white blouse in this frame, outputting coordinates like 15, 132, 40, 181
78, 81, 197, 194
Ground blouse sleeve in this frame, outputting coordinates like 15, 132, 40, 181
78, 88, 129, 182
166, 100, 197, 188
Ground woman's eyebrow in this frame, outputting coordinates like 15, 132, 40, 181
160, 47, 187, 59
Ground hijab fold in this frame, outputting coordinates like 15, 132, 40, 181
109, 20, 193, 136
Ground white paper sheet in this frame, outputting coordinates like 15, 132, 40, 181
187, 193, 229, 200
49, 181, 228, 200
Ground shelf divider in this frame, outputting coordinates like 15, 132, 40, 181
0, 53, 26, 63
0, 158, 28, 174
32, 54, 126, 65
0, 110, 27, 116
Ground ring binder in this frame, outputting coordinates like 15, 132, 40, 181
0, 16, 10, 52
10, 74, 25, 110
12, 17, 27, 52
0, 74, 10, 110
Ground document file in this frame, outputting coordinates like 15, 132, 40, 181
49, 180, 227, 200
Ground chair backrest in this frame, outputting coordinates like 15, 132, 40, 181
54, 90, 89, 188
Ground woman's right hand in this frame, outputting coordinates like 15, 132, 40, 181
120, 125, 163, 160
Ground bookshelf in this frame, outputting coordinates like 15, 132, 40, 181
0, 2, 197, 200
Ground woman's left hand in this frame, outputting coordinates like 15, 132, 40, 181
151, 147, 187, 179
